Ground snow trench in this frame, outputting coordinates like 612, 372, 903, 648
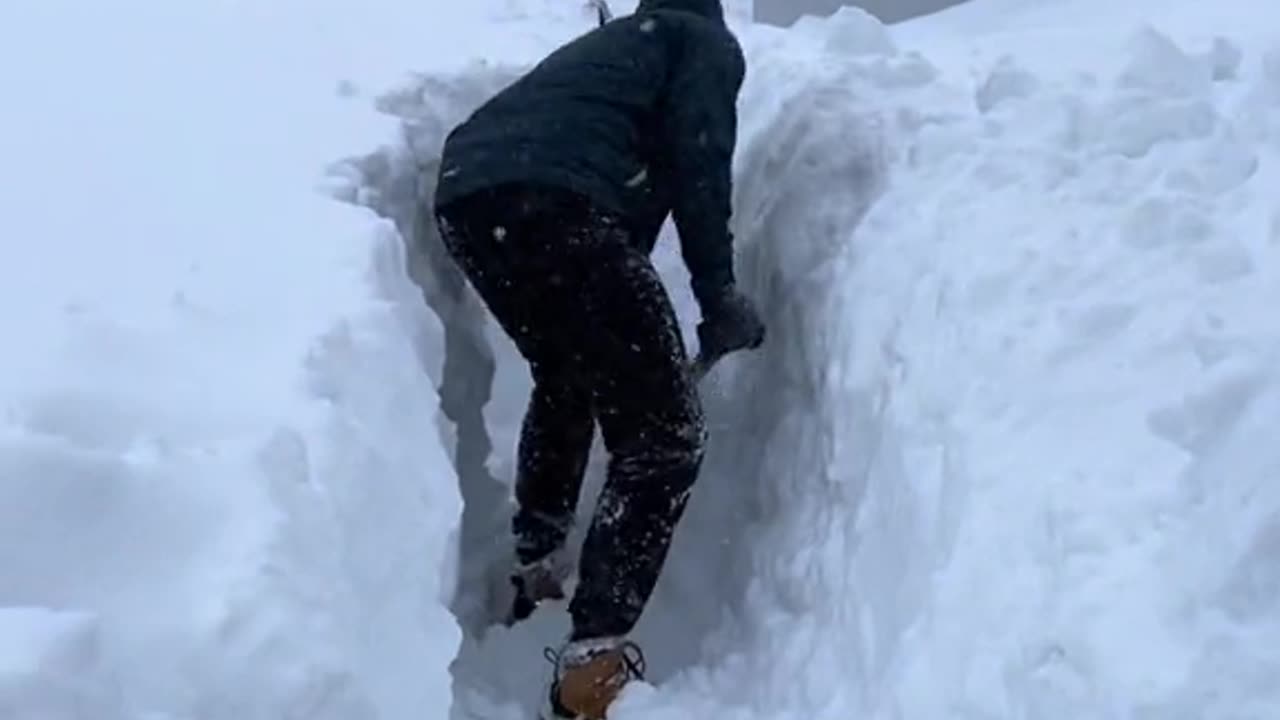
334, 14, 916, 719
339, 8, 1280, 720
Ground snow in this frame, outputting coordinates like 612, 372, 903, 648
0, 609, 122, 717
3, 0, 1280, 719
0, 1, 483, 718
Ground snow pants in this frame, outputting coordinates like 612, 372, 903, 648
434, 183, 707, 641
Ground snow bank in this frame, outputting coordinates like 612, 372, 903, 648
0, 2, 477, 718
333, 63, 536, 643
854, 23, 1280, 717
336, 62, 598, 718
617, 7, 1280, 720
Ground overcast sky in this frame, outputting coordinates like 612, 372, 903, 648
755, 0, 970, 25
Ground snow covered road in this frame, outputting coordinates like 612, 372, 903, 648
3, 0, 1280, 719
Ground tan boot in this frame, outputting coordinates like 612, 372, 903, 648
543, 637, 646, 719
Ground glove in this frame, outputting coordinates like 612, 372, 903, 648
696, 287, 765, 361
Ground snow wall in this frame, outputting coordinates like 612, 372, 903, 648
0, 2, 467, 718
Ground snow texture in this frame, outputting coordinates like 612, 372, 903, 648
3, 0, 1280, 719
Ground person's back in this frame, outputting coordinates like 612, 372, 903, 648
436, 13, 678, 216
436, 0, 746, 306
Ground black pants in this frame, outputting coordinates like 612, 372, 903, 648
435, 184, 706, 640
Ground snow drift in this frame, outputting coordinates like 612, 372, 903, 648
0, 2, 467, 718
4, 0, 1280, 719
637, 8, 1280, 720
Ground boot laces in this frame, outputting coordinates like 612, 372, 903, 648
542, 640, 647, 682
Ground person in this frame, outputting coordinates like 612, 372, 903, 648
432, 0, 764, 717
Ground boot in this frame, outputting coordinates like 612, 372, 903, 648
506, 547, 572, 626
542, 637, 646, 720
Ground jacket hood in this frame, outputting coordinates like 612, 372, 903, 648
635, 0, 724, 22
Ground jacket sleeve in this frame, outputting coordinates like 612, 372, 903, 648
660, 20, 745, 313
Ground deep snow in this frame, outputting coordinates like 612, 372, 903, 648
3, 0, 1280, 719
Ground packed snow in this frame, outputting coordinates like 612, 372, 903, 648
2, 0, 1279, 719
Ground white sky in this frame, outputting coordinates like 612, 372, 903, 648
755, 0, 970, 25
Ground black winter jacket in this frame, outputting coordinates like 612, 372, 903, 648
434, 0, 746, 310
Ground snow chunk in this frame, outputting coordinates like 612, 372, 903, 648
977, 55, 1041, 113
1097, 94, 1218, 158
795, 6, 897, 58
864, 52, 941, 90
1206, 37, 1244, 81
1147, 356, 1268, 453
0, 609, 123, 719
1194, 243, 1255, 284
1120, 195, 1214, 249
1118, 26, 1213, 97
1263, 48, 1280, 104
1164, 131, 1259, 195
825, 7, 896, 57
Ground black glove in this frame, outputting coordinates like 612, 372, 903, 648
696, 287, 765, 362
